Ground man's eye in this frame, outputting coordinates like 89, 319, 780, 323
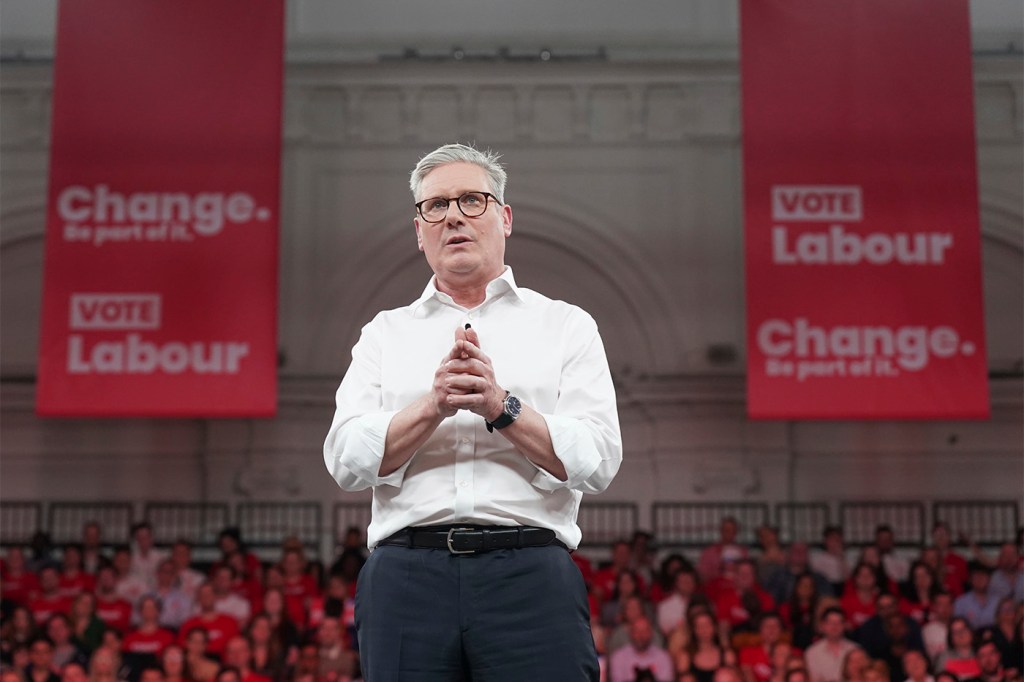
428, 199, 447, 210
461, 194, 482, 206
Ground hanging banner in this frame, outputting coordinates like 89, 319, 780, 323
740, 0, 989, 419
37, 0, 284, 416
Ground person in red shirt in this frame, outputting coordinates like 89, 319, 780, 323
93, 565, 132, 634
900, 561, 942, 624
57, 546, 95, 600
178, 583, 239, 658
714, 559, 776, 632
225, 552, 263, 618
593, 542, 639, 606
211, 530, 261, 584
932, 523, 969, 598
841, 562, 881, 630
739, 613, 789, 682
123, 596, 175, 658
278, 550, 319, 630
1, 547, 40, 607
698, 517, 750, 584
28, 567, 72, 626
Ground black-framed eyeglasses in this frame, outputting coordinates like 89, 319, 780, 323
414, 191, 499, 223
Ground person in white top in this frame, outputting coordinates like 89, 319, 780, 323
903, 650, 936, 682
805, 607, 859, 682
128, 522, 168, 592
210, 565, 250, 627
323, 143, 622, 682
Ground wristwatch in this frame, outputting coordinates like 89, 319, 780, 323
486, 391, 522, 432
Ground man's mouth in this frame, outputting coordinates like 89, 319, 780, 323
446, 235, 472, 246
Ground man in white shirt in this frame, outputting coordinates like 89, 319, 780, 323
324, 143, 622, 682
609, 617, 674, 682
210, 565, 250, 627
805, 607, 859, 682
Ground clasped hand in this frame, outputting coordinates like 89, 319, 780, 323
431, 326, 504, 422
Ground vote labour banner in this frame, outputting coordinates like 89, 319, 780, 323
740, 0, 989, 419
37, 0, 284, 416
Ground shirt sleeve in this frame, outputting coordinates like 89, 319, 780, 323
529, 308, 623, 494
323, 315, 410, 490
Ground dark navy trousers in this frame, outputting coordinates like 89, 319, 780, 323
354, 543, 599, 681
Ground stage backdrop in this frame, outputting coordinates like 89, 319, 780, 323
740, 0, 989, 420
37, 0, 284, 417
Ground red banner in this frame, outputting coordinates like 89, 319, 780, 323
37, 0, 284, 417
741, 0, 989, 419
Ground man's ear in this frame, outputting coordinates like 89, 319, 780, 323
501, 204, 513, 237
414, 218, 424, 251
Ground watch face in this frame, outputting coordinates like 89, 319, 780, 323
505, 395, 522, 419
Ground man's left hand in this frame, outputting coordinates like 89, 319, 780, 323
444, 327, 505, 421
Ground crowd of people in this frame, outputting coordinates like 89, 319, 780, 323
0, 518, 1021, 682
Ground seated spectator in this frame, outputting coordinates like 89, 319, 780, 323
181, 629, 219, 682
146, 560, 193, 632
675, 610, 737, 682
211, 530, 261, 588
739, 613, 789, 682
841, 647, 870, 682
2, 605, 37, 663
224, 552, 263, 619
714, 560, 776, 633
291, 643, 319, 682
110, 548, 148, 609
963, 640, 1007, 682
254, 589, 299, 657
757, 527, 788, 588
609, 616, 674, 682
92, 567, 132, 635
57, 546, 94, 601
138, 668, 164, 682
656, 566, 699, 637
863, 660, 891, 682
937, 617, 980, 680
699, 518, 750, 584
857, 548, 900, 596
158, 645, 186, 682
87, 645, 127, 682
594, 542, 637, 605
128, 524, 167, 593
607, 596, 666, 655
178, 584, 240, 659
903, 650, 935, 682
631, 531, 657, 589
953, 564, 998, 630
649, 554, 690, 605
307, 575, 354, 644
328, 526, 366, 588
246, 615, 293, 682
978, 597, 1022, 676
901, 562, 942, 624
768, 641, 800, 682
169, 542, 205, 602
80, 522, 106, 576
789, 669, 811, 682
315, 617, 355, 682
805, 607, 858, 682
877, 611, 926, 682
216, 667, 241, 682
2, 547, 41, 608
25, 635, 60, 682
931, 524, 968, 599
601, 570, 651, 629
767, 543, 834, 606
782, 572, 823, 651
44, 615, 86, 670
123, 596, 175, 659
27, 533, 58, 574
875, 526, 910, 588
211, 567, 251, 628
812, 527, 851, 596
985, 544, 1022, 603
61, 661, 88, 682
855, 593, 924, 663
68, 592, 105, 654
921, 593, 955, 667
842, 564, 882, 631
28, 568, 71, 626
718, 666, 747, 682
278, 550, 318, 630
222, 635, 271, 682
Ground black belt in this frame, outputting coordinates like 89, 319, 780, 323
378, 525, 567, 555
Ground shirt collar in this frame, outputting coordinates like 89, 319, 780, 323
411, 267, 525, 312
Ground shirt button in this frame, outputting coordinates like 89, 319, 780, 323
459, 480, 469, 488
467, 312, 475, 320
461, 437, 470, 444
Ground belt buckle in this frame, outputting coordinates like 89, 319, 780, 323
446, 527, 478, 555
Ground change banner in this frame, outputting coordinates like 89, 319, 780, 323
37, 0, 284, 416
740, 0, 989, 419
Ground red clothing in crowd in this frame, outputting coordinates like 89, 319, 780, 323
123, 628, 176, 656
714, 586, 776, 628
739, 646, 774, 682
1, 568, 40, 606
899, 596, 930, 624
281, 574, 320, 627
840, 592, 877, 629
241, 673, 272, 682
234, 576, 265, 617
95, 596, 133, 633
58, 571, 95, 599
28, 593, 72, 624
178, 613, 240, 657
591, 568, 646, 604
940, 551, 968, 598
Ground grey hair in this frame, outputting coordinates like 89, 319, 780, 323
410, 143, 508, 204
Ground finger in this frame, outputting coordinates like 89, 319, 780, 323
446, 374, 484, 392
445, 358, 489, 376
464, 326, 481, 348
455, 339, 489, 364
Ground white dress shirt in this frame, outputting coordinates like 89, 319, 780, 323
323, 268, 622, 549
